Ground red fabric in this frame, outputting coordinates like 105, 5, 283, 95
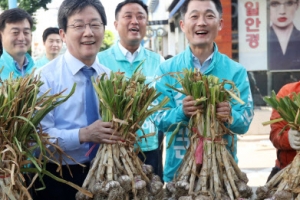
270, 82, 300, 169
195, 137, 204, 164
192, 127, 222, 165
192, 127, 204, 164
85, 144, 96, 157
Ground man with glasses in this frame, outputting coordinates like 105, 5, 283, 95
0, 8, 35, 79
268, 0, 300, 70
32, 0, 122, 199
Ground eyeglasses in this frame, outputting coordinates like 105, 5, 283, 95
270, 1, 298, 8
67, 21, 104, 32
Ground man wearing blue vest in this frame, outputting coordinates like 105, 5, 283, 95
154, 0, 254, 182
0, 8, 35, 79
35, 27, 63, 68
98, 0, 164, 180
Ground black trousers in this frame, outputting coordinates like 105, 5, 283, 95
138, 130, 164, 183
266, 166, 281, 183
31, 162, 90, 200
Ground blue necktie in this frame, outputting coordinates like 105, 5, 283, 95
81, 67, 99, 161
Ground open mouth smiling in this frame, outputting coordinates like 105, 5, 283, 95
195, 30, 208, 35
81, 41, 96, 45
129, 27, 139, 33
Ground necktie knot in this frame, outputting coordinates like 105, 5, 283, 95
81, 67, 95, 79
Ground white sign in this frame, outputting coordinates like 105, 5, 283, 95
238, 0, 267, 71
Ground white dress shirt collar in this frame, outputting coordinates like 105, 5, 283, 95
117, 41, 141, 63
64, 50, 108, 76
192, 52, 214, 73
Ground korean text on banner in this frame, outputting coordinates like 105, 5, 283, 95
238, 0, 267, 71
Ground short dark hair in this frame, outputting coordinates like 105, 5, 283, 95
58, 0, 107, 32
0, 8, 33, 32
42, 27, 60, 42
180, 0, 223, 19
164, 55, 173, 60
115, 0, 148, 20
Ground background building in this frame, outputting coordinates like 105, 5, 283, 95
32, 0, 121, 60
30, 0, 300, 107
153, 0, 300, 107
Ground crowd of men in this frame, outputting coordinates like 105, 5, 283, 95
0, 0, 298, 199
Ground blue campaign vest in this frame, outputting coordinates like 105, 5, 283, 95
35, 55, 50, 69
97, 44, 162, 152
154, 43, 254, 182
0, 50, 35, 80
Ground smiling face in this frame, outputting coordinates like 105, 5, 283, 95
270, 0, 299, 29
0, 19, 32, 59
60, 6, 104, 66
114, 3, 147, 50
44, 33, 62, 59
180, 0, 223, 50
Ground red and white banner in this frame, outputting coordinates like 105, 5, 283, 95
238, 0, 267, 71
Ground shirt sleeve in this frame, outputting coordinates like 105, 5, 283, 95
228, 67, 254, 134
270, 86, 292, 150
38, 74, 82, 152
153, 65, 190, 132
